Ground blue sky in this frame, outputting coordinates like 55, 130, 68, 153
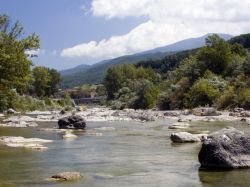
0, 0, 146, 69
1, 0, 250, 70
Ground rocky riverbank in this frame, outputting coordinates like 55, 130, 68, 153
1, 107, 250, 127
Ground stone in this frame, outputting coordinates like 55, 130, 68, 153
164, 111, 180, 117
192, 107, 221, 116
3, 116, 36, 122
0, 136, 52, 150
198, 127, 250, 169
7, 108, 17, 114
63, 131, 78, 139
171, 132, 200, 143
26, 111, 52, 115
0, 121, 38, 128
58, 115, 86, 129
50, 172, 82, 181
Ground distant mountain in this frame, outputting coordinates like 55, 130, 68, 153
60, 64, 90, 76
141, 33, 232, 54
229, 33, 250, 49
61, 33, 233, 88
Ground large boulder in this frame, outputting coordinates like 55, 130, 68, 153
171, 132, 200, 143
58, 115, 86, 129
198, 127, 250, 169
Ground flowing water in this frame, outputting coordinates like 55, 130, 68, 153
1, 119, 250, 187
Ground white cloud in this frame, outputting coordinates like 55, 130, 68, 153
25, 49, 45, 56
61, 0, 250, 60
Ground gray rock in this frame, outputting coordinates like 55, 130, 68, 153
58, 115, 86, 129
192, 107, 221, 116
7, 108, 17, 114
171, 132, 200, 143
199, 127, 250, 169
50, 172, 82, 181
164, 111, 180, 117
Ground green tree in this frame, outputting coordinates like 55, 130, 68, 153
0, 14, 39, 111
32, 66, 50, 97
197, 34, 233, 74
47, 68, 61, 95
132, 79, 159, 109
185, 78, 220, 108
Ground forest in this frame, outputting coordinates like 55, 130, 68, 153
104, 34, 250, 110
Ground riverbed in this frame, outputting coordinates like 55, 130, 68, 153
1, 119, 250, 187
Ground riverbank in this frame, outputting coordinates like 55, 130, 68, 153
1, 107, 249, 126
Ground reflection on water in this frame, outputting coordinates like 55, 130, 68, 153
0, 119, 250, 186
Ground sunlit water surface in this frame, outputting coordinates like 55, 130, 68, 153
1, 119, 250, 187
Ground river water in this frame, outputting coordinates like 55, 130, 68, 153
1, 119, 250, 187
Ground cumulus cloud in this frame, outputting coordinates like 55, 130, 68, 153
61, 0, 250, 59
25, 49, 45, 56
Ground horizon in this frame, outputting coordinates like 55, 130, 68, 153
1, 0, 250, 70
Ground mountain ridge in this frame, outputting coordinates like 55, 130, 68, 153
61, 33, 233, 88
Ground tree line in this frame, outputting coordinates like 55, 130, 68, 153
104, 34, 250, 110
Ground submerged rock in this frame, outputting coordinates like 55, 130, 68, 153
58, 115, 86, 129
199, 127, 250, 169
50, 172, 82, 181
168, 122, 190, 129
0, 136, 52, 150
0, 121, 38, 128
63, 131, 78, 139
171, 132, 200, 143
3, 116, 36, 122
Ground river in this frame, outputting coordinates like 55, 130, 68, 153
0, 119, 250, 187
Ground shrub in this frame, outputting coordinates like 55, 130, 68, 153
237, 88, 250, 109
216, 86, 236, 109
185, 78, 220, 108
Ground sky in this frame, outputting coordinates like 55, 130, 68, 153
1, 0, 250, 70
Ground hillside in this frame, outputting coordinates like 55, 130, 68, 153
61, 33, 232, 88
229, 33, 250, 48
60, 64, 90, 76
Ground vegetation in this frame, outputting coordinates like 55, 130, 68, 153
104, 34, 250, 110
104, 64, 160, 109
0, 14, 63, 112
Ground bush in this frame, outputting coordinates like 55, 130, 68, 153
185, 78, 220, 108
216, 86, 236, 109
237, 88, 250, 109
132, 80, 159, 109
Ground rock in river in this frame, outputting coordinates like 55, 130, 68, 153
168, 122, 190, 129
58, 115, 86, 129
0, 136, 52, 150
171, 132, 200, 143
50, 172, 82, 181
199, 127, 250, 169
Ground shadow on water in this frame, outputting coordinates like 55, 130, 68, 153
198, 168, 250, 187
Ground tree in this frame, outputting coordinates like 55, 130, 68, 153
197, 34, 233, 74
32, 66, 50, 97
0, 14, 39, 111
47, 68, 61, 95
132, 79, 159, 109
